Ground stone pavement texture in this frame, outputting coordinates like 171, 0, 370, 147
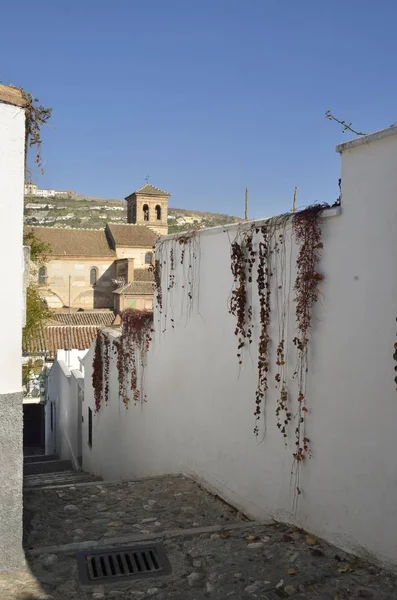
1, 473, 397, 599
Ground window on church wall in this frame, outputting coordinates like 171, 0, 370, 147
155, 204, 161, 220
143, 204, 149, 221
145, 252, 153, 265
38, 266, 47, 285
90, 267, 98, 286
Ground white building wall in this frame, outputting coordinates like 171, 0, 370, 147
47, 360, 82, 468
0, 92, 26, 568
81, 127, 397, 568
0, 102, 25, 394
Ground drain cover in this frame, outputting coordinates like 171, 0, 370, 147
77, 543, 171, 585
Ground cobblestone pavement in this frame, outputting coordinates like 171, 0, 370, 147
24, 476, 247, 549
2, 475, 397, 599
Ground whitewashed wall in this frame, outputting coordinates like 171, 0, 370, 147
47, 360, 82, 468
0, 102, 25, 394
81, 127, 397, 568
0, 92, 26, 569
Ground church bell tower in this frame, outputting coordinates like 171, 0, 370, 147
125, 184, 170, 236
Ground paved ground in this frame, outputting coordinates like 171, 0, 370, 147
24, 476, 246, 549
2, 472, 397, 599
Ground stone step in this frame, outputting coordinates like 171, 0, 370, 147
24, 470, 101, 489
24, 459, 73, 476
24, 454, 59, 464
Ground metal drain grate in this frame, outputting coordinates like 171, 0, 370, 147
77, 544, 172, 585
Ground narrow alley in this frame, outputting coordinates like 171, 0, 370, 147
0, 457, 396, 600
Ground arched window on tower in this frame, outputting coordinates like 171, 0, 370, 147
155, 205, 161, 220
90, 267, 98, 286
145, 252, 153, 265
38, 266, 47, 285
143, 204, 149, 221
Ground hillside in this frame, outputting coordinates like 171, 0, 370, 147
24, 195, 239, 233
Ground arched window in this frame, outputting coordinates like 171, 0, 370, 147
90, 267, 98, 286
143, 204, 149, 221
145, 252, 153, 265
155, 204, 161, 220
38, 266, 47, 285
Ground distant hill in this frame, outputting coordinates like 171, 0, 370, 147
24, 194, 239, 232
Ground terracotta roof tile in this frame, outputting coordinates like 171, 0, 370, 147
51, 310, 115, 327
134, 268, 154, 282
125, 184, 170, 198
25, 226, 116, 257
23, 325, 101, 358
106, 223, 157, 248
113, 281, 154, 295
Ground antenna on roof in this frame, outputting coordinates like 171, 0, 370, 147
244, 188, 248, 221
292, 186, 298, 213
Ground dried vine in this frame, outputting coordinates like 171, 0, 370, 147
92, 333, 104, 412
116, 309, 153, 408
11, 87, 52, 175
229, 228, 255, 366
291, 205, 325, 500
154, 230, 201, 333
103, 335, 110, 405
92, 310, 153, 411
253, 224, 271, 435
151, 259, 163, 313
274, 219, 293, 444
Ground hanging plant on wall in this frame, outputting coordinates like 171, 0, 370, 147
254, 215, 291, 437
253, 224, 271, 435
92, 332, 104, 412
291, 204, 325, 501
229, 227, 256, 367
118, 309, 153, 407
273, 218, 293, 445
154, 229, 201, 333
92, 310, 154, 411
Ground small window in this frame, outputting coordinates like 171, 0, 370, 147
145, 252, 153, 265
38, 266, 47, 285
90, 267, 98, 286
143, 204, 149, 221
155, 204, 161, 220
88, 407, 93, 448
50, 402, 54, 433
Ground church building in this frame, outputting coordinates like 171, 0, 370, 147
26, 184, 170, 311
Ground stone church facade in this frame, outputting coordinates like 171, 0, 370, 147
28, 184, 169, 311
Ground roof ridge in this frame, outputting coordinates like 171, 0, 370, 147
134, 183, 170, 196
26, 226, 106, 232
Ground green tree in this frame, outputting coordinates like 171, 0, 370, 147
23, 230, 52, 346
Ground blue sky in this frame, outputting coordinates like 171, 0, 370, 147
3, 0, 396, 217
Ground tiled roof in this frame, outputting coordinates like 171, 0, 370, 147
113, 281, 154, 295
51, 311, 116, 327
23, 325, 100, 358
134, 268, 154, 282
126, 184, 170, 198
106, 223, 157, 248
25, 227, 116, 257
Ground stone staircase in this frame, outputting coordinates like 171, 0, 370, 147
23, 454, 101, 489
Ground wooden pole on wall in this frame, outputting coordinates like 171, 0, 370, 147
292, 186, 298, 213
245, 188, 248, 220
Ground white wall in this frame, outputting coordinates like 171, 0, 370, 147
0, 102, 25, 394
0, 92, 26, 569
47, 360, 82, 468
56, 349, 87, 371
81, 127, 397, 569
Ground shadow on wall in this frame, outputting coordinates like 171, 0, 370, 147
93, 263, 116, 309
72, 264, 116, 309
